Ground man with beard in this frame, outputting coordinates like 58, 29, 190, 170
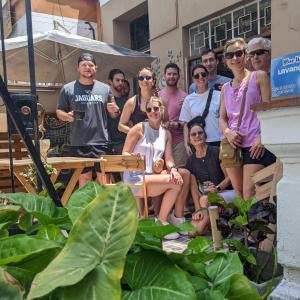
107, 69, 128, 154
56, 53, 119, 187
189, 49, 231, 93
159, 63, 190, 230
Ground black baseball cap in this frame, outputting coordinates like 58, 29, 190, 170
78, 53, 96, 66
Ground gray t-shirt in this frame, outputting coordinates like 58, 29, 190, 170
189, 75, 231, 94
57, 80, 112, 146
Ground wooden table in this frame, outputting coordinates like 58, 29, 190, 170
0, 157, 101, 206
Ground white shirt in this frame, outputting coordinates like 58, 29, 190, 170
179, 90, 221, 142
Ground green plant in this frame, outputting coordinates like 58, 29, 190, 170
0, 183, 262, 300
0, 182, 138, 299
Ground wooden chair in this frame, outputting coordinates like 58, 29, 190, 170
0, 132, 33, 192
252, 158, 283, 252
252, 158, 283, 204
99, 155, 148, 218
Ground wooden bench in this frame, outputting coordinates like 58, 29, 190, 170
0, 132, 33, 192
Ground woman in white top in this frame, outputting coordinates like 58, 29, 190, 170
123, 96, 183, 239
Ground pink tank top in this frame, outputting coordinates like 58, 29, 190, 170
223, 72, 261, 148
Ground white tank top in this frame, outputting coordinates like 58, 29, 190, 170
134, 122, 166, 173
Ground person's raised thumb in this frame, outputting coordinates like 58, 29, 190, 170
111, 96, 116, 104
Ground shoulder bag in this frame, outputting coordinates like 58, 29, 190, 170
219, 75, 251, 168
187, 87, 214, 128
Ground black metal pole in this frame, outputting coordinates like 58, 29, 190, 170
0, 76, 61, 206
25, 0, 42, 190
0, 0, 15, 192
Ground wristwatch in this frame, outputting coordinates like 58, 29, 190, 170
177, 122, 181, 129
216, 185, 222, 192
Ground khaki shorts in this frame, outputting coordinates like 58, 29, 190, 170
172, 141, 188, 168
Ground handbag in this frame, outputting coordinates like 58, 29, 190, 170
220, 75, 251, 168
187, 88, 214, 129
150, 143, 164, 174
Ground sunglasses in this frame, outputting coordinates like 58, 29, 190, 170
224, 49, 245, 59
193, 72, 208, 79
138, 75, 152, 81
190, 131, 204, 137
248, 49, 269, 57
146, 106, 160, 113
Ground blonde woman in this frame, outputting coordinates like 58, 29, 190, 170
219, 37, 276, 200
123, 96, 185, 240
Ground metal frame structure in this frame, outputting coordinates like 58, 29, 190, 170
0, 0, 60, 206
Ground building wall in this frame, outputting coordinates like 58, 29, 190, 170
101, 0, 256, 90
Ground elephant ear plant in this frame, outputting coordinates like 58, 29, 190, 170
0, 183, 261, 300
0, 182, 138, 300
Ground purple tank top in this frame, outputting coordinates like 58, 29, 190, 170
223, 72, 261, 148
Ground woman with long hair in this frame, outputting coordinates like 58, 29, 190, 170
123, 96, 183, 240
219, 37, 276, 200
118, 67, 158, 134
186, 122, 234, 235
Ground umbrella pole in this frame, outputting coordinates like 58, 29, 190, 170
25, 0, 42, 191
0, 0, 15, 192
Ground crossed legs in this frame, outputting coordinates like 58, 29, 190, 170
135, 174, 182, 222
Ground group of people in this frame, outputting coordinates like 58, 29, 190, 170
56, 36, 275, 240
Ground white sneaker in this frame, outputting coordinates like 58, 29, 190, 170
168, 212, 188, 236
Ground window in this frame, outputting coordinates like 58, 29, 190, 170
189, 0, 271, 56
130, 14, 150, 52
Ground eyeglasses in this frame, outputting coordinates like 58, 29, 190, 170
193, 72, 208, 79
224, 49, 246, 59
248, 49, 269, 57
190, 131, 204, 137
146, 106, 160, 113
138, 75, 153, 81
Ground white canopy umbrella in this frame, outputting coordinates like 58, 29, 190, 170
0, 30, 155, 84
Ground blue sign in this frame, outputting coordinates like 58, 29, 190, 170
271, 52, 300, 98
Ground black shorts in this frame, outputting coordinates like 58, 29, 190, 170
206, 141, 220, 147
68, 145, 110, 173
242, 147, 276, 166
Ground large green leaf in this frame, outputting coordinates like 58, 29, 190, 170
28, 183, 138, 300
188, 236, 213, 253
122, 250, 197, 300
205, 252, 243, 295
4, 266, 35, 296
0, 235, 62, 265
138, 219, 180, 239
0, 206, 20, 230
0, 267, 24, 300
226, 273, 261, 300
133, 231, 163, 253
66, 181, 105, 224
1, 193, 70, 225
224, 239, 256, 265
37, 224, 66, 245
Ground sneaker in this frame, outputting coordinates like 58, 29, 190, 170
168, 212, 188, 236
